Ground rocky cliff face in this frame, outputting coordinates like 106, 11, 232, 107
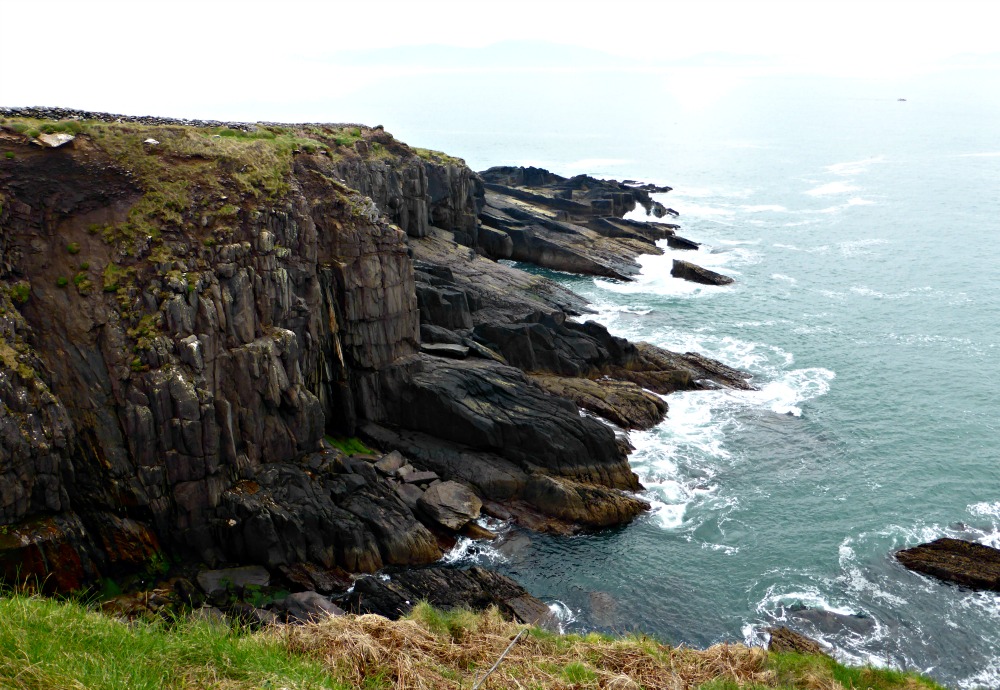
0, 109, 750, 595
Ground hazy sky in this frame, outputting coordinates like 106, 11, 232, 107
1, 0, 997, 119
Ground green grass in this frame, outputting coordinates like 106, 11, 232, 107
0, 594, 948, 690
324, 435, 373, 455
7, 281, 30, 304
0, 594, 347, 690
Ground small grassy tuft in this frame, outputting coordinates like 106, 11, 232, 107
324, 435, 373, 455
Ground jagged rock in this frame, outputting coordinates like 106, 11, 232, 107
374, 450, 406, 475
344, 566, 555, 628
671, 259, 734, 286
767, 627, 828, 656
277, 562, 352, 594
196, 565, 270, 596
418, 480, 482, 530
666, 235, 700, 250
896, 538, 1000, 591
272, 591, 345, 623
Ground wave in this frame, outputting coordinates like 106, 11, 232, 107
805, 181, 860, 196
825, 156, 886, 176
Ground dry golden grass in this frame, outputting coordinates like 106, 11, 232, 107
283, 603, 774, 690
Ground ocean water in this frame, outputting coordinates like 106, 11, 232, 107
347, 68, 1000, 688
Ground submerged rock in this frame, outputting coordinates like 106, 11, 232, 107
896, 537, 1000, 591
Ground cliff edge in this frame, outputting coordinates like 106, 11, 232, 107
0, 108, 750, 602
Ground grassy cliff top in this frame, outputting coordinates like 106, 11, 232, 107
0, 594, 945, 690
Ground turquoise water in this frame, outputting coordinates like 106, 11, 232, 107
354, 70, 1000, 688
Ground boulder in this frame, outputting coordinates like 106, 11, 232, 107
896, 538, 1000, 591
35, 132, 75, 148
417, 480, 483, 530
272, 591, 345, 623
374, 450, 406, 475
196, 565, 270, 596
671, 259, 734, 286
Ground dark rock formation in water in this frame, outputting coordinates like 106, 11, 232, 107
0, 109, 751, 608
896, 538, 1000, 591
671, 259, 735, 286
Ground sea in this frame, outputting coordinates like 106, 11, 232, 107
328, 63, 1000, 689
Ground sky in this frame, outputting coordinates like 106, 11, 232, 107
1, 0, 998, 120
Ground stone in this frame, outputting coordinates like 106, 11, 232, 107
404, 470, 440, 485
374, 450, 406, 474
896, 538, 1000, 591
196, 565, 270, 596
417, 480, 482, 531
271, 591, 345, 623
395, 483, 424, 511
35, 132, 75, 148
670, 259, 734, 286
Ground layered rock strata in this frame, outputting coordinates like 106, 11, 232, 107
0, 109, 751, 601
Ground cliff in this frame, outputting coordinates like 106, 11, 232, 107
0, 107, 751, 602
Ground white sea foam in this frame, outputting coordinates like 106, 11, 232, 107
825, 156, 885, 176
850, 285, 930, 299
547, 601, 577, 633
838, 238, 887, 257
805, 181, 860, 196
773, 242, 830, 254
741, 204, 788, 213
771, 273, 797, 283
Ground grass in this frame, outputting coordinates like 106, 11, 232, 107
0, 594, 346, 690
324, 435, 374, 455
0, 595, 947, 690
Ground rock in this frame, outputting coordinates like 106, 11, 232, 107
417, 480, 483, 530
530, 375, 667, 429
277, 562, 352, 594
896, 538, 1000, 591
374, 450, 406, 474
767, 627, 828, 656
35, 132, 75, 148
272, 591, 345, 623
395, 483, 424, 511
228, 602, 281, 629
404, 470, 440, 485
196, 565, 270, 596
143, 138, 160, 146
671, 260, 734, 286
419, 343, 470, 359
191, 605, 226, 624
344, 566, 556, 629
666, 234, 699, 250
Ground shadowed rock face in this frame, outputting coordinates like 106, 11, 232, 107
897, 538, 1000, 591
0, 113, 755, 595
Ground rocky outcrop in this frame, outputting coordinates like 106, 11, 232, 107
767, 627, 829, 656
671, 260, 735, 286
344, 566, 555, 627
0, 110, 752, 597
896, 538, 1000, 591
